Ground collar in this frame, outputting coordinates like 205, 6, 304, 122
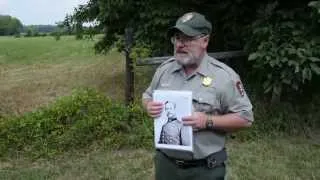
169, 53, 211, 77
196, 53, 211, 77
170, 60, 183, 74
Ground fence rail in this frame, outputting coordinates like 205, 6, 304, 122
136, 50, 247, 66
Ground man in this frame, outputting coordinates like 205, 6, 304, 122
158, 101, 190, 146
142, 12, 253, 180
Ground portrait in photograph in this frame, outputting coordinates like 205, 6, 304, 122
153, 90, 193, 152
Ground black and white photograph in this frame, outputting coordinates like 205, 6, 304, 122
153, 90, 193, 152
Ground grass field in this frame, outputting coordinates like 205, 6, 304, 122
0, 36, 128, 116
0, 36, 319, 180
1, 137, 319, 180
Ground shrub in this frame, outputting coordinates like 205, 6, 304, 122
245, 2, 320, 102
0, 89, 152, 158
1, 88, 318, 159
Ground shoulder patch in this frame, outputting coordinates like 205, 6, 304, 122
236, 81, 245, 97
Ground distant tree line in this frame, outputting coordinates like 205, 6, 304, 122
0, 14, 99, 38
55, 13, 101, 40
23, 25, 57, 33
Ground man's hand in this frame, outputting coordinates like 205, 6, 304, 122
182, 112, 207, 129
145, 101, 163, 118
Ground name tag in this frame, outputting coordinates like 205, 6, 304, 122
160, 83, 170, 87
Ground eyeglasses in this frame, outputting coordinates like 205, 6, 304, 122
170, 34, 208, 45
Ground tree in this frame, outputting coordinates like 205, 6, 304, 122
0, 15, 23, 36
63, 14, 73, 35
69, 0, 320, 101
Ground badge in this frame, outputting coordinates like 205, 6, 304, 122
181, 13, 193, 23
236, 81, 245, 97
202, 77, 212, 87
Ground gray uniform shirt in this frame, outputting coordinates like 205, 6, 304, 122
143, 54, 254, 160
159, 117, 191, 146
159, 117, 182, 145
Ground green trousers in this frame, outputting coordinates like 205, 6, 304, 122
154, 151, 226, 180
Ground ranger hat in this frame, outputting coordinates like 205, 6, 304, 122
168, 12, 212, 37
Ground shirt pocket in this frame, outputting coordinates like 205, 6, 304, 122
192, 91, 220, 114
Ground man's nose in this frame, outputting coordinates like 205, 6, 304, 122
175, 41, 185, 48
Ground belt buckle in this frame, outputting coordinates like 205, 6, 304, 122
175, 160, 185, 167
207, 158, 216, 169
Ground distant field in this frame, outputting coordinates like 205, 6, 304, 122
0, 36, 99, 64
0, 36, 130, 116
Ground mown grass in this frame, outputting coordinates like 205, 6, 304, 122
0, 136, 319, 180
0, 36, 127, 116
0, 36, 319, 180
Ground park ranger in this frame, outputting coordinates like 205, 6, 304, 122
142, 12, 254, 180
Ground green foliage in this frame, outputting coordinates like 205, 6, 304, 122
22, 25, 58, 34
1, 87, 318, 159
24, 26, 41, 37
309, 1, 320, 19
0, 89, 152, 158
68, 1, 319, 101
0, 15, 23, 36
70, 0, 193, 54
54, 32, 61, 41
235, 96, 320, 140
245, 2, 320, 100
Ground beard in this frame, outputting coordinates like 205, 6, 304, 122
174, 51, 197, 66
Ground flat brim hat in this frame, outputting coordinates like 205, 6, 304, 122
168, 12, 212, 37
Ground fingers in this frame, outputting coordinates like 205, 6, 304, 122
147, 101, 163, 118
182, 116, 195, 126
182, 112, 207, 129
149, 105, 163, 111
183, 120, 196, 126
149, 110, 162, 118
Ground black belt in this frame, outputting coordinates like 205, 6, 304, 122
157, 149, 227, 169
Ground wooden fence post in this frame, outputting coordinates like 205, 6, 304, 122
124, 27, 134, 106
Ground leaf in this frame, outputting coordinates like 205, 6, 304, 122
248, 52, 260, 61
297, 50, 305, 58
281, 22, 295, 29
302, 68, 308, 82
308, 1, 320, 8
295, 65, 300, 73
281, 57, 288, 63
273, 84, 282, 95
282, 78, 291, 85
291, 83, 299, 91
302, 68, 312, 82
309, 57, 320, 62
310, 63, 320, 75
287, 48, 296, 55
263, 84, 273, 93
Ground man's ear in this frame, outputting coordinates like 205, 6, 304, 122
201, 36, 210, 48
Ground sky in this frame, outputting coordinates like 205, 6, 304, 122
0, 0, 89, 25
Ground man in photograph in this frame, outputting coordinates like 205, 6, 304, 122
158, 101, 190, 146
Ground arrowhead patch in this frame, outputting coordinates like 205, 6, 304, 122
236, 81, 245, 97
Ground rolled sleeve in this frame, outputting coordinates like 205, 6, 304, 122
142, 68, 162, 101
